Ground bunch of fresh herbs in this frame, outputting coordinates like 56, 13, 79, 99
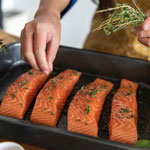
93, 2, 147, 35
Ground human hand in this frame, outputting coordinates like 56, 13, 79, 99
137, 10, 150, 47
20, 9, 61, 74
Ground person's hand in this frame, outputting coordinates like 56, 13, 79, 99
137, 10, 150, 47
20, 9, 61, 74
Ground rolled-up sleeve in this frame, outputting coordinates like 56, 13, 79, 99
61, 0, 77, 17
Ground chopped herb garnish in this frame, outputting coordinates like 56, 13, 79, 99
19, 81, 28, 89
19, 103, 23, 107
85, 122, 88, 125
52, 78, 57, 87
126, 116, 130, 119
52, 78, 57, 84
130, 114, 134, 118
22, 85, 28, 89
111, 89, 116, 95
127, 90, 133, 96
88, 87, 98, 98
75, 98, 78, 101
19, 81, 25, 86
10, 93, 16, 98
49, 96, 53, 100
102, 84, 107, 89
86, 98, 90, 103
51, 112, 54, 115
75, 119, 81, 122
28, 71, 34, 75
61, 83, 64, 86
73, 70, 78, 75
85, 104, 90, 114
120, 108, 130, 113
49, 86, 53, 90
119, 116, 125, 119
128, 84, 132, 88
80, 86, 84, 91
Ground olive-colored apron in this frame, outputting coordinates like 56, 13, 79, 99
84, 0, 150, 60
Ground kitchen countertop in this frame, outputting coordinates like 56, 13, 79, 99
0, 29, 47, 150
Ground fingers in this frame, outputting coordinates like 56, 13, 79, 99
46, 34, 60, 71
138, 17, 150, 31
33, 28, 50, 74
146, 10, 150, 17
137, 10, 150, 47
138, 31, 150, 38
20, 24, 39, 70
138, 37, 150, 47
20, 12, 61, 74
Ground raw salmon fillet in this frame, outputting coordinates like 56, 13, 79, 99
0, 69, 49, 119
30, 69, 81, 127
68, 78, 113, 136
109, 79, 138, 145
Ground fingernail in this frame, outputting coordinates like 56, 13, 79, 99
43, 70, 49, 75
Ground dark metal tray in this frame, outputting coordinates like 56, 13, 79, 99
0, 42, 150, 150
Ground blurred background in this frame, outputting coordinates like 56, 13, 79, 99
1, 0, 97, 48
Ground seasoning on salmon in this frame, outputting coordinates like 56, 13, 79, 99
109, 79, 138, 145
68, 78, 113, 137
30, 69, 81, 127
0, 69, 49, 119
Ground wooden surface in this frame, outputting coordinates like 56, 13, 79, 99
0, 30, 47, 150
0, 30, 19, 44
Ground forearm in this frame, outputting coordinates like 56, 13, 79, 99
35, 0, 70, 18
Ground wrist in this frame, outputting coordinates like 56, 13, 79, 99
34, 6, 61, 20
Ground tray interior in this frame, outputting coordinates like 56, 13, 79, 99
0, 61, 150, 141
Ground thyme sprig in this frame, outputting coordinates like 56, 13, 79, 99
93, 3, 146, 35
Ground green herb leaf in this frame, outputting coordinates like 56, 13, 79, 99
28, 71, 34, 75
86, 98, 90, 103
49, 86, 53, 90
49, 96, 53, 100
75, 119, 81, 122
19, 81, 25, 86
80, 86, 84, 91
127, 90, 133, 96
19, 103, 23, 107
19, 81, 28, 89
134, 140, 150, 147
85, 104, 90, 114
52, 78, 57, 87
120, 108, 130, 113
10, 93, 16, 98
51, 112, 54, 115
73, 70, 78, 75
88, 87, 99, 97
102, 84, 107, 89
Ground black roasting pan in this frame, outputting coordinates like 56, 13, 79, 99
0, 42, 150, 150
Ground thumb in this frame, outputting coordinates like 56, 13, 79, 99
146, 9, 150, 17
